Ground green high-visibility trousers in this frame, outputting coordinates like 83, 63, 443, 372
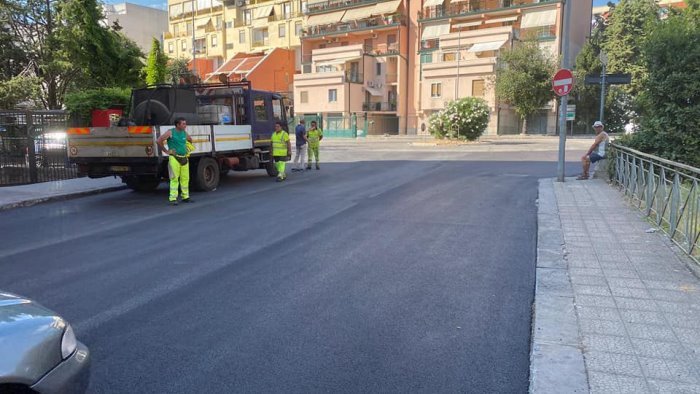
308, 145, 319, 165
168, 156, 190, 201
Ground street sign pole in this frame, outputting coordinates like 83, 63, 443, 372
556, 0, 571, 182
599, 64, 607, 124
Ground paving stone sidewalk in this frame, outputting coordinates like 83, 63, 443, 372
0, 177, 125, 211
531, 178, 700, 394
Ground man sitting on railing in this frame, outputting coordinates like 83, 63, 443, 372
578, 121, 609, 180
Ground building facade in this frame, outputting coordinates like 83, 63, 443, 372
103, 3, 169, 53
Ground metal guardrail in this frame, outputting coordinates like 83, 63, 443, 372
611, 142, 700, 264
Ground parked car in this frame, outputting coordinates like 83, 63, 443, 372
0, 291, 90, 393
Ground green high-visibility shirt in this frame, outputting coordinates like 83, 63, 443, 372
308, 128, 323, 147
271, 130, 289, 156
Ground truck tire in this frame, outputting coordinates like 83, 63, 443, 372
265, 160, 278, 177
125, 175, 160, 192
194, 157, 219, 192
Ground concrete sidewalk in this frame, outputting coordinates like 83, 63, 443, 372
531, 178, 700, 393
0, 177, 125, 211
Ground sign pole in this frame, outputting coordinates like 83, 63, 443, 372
556, 0, 572, 182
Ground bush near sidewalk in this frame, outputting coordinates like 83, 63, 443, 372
428, 97, 490, 141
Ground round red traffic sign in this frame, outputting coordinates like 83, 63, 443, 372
552, 69, 574, 96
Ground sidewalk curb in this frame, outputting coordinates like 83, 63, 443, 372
0, 185, 127, 212
529, 178, 589, 393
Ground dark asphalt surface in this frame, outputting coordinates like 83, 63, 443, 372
0, 150, 577, 393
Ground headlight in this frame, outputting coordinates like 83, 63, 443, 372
61, 325, 77, 359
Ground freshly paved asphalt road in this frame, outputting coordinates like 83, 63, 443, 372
0, 140, 582, 393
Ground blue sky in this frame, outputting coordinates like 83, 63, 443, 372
109, 0, 616, 12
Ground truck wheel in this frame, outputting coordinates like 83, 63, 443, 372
265, 160, 278, 177
195, 157, 219, 192
125, 175, 160, 192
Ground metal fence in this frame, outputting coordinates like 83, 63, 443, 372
611, 143, 700, 264
0, 110, 78, 186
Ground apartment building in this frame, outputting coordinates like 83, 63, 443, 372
103, 3, 168, 53
414, 0, 592, 135
292, 0, 407, 135
164, 0, 305, 91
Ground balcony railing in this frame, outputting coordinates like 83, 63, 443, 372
385, 73, 398, 83
306, 0, 381, 15
366, 42, 399, 56
345, 71, 363, 83
363, 101, 397, 111
418, 0, 552, 21
271, 11, 305, 21
302, 14, 406, 38
169, 5, 224, 21
194, 47, 207, 54
252, 38, 270, 47
420, 39, 439, 51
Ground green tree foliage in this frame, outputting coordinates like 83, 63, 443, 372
64, 87, 131, 125
144, 38, 168, 86
602, 0, 660, 97
494, 40, 556, 134
0, 76, 42, 108
165, 58, 192, 85
620, 5, 700, 167
428, 97, 490, 141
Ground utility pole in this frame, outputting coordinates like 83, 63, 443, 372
598, 52, 608, 124
192, 5, 197, 80
556, 0, 572, 182
455, 28, 461, 102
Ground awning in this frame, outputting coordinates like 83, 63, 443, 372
317, 56, 361, 66
468, 39, 508, 52
454, 20, 482, 29
372, 0, 402, 15
520, 9, 557, 28
342, 5, 375, 22
421, 22, 450, 40
365, 86, 383, 97
423, 0, 444, 7
484, 16, 518, 24
196, 18, 211, 28
253, 5, 274, 19
307, 9, 346, 26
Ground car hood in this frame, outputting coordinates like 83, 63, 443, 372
0, 291, 66, 385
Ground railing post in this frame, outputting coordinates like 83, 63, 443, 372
657, 168, 667, 226
685, 180, 698, 254
646, 161, 654, 216
669, 172, 680, 236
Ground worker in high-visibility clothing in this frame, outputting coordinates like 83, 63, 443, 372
156, 117, 194, 205
271, 121, 292, 182
306, 120, 323, 170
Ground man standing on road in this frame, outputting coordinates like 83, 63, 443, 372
306, 120, 323, 170
578, 121, 609, 180
292, 119, 307, 172
271, 121, 291, 182
157, 117, 194, 205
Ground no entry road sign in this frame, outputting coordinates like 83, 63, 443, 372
552, 69, 574, 96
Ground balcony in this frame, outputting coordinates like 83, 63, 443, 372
418, 0, 557, 22
169, 5, 223, 21
252, 38, 270, 48
271, 11, 305, 21
302, 14, 406, 38
363, 101, 397, 111
305, 0, 381, 15
365, 42, 400, 56
420, 39, 439, 51
194, 46, 207, 54
345, 71, 363, 83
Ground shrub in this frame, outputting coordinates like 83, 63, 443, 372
64, 87, 131, 124
428, 97, 490, 141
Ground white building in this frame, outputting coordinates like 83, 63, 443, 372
103, 3, 169, 53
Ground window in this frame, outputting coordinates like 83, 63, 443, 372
215, 15, 222, 29
226, 43, 234, 50
239, 30, 246, 44
283, 2, 291, 18
226, 21, 233, 28
420, 53, 433, 64
279, 23, 286, 38
328, 89, 337, 102
300, 91, 308, 103
472, 79, 485, 97
272, 98, 283, 122
300, 0, 307, 13
168, 42, 174, 53
431, 83, 441, 98
376, 63, 382, 76
295, 21, 302, 36
254, 96, 268, 121
387, 34, 397, 44
211, 35, 217, 47
186, 22, 193, 36
181, 40, 187, 50
442, 52, 456, 62
173, 24, 179, 35
244, 10, 252, 25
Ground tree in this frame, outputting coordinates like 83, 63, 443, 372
621, 4, 700, 166
494, 40, 557, 134
602, 0, 660, 97
428, 97, 490, 140
0, 76, 42, 108
144, 38, 168, 86
166, 57, 193, 84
